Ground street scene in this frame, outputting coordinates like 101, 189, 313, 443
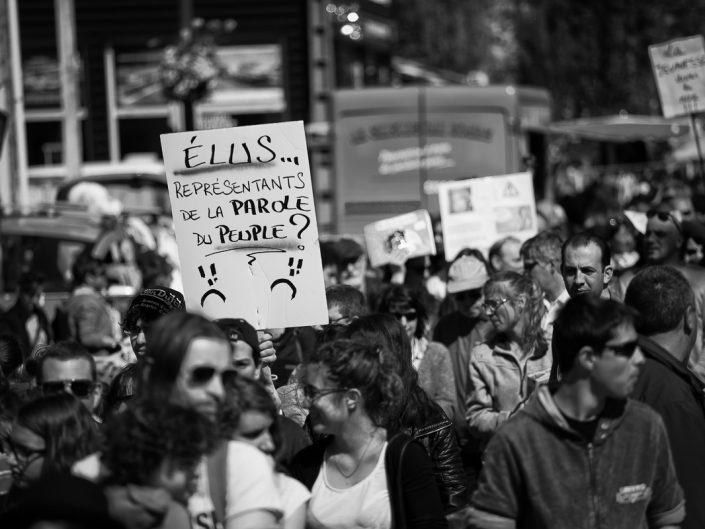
1, 1, 705, 528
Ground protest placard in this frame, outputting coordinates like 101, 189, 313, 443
649, 35, 705, 118
438, 172, 537, 261
160, 121, 327, 328
363, 210, 436, 267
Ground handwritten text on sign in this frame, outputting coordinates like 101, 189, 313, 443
649, 35, 705, 118
160, 121, 327, 329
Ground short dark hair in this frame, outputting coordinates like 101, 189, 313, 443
325, 285, 367, 320
562, 232, 611, 268
520, 231, 564, 267
36, 341, 96, 384
624, 265, 694, 335
17, 271, 44, 296
71, 252, 104, 286
553, 296, 635, 374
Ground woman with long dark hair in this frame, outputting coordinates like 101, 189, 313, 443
6, 393, 100, 496
342, 314, 467, 515
289, 338, 447, 528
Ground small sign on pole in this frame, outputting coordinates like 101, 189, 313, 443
649, 35, 705, 118
160, 121, 328, 329
363, 210, 436, 268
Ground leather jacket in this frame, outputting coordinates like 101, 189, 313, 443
404, 398, 468, 514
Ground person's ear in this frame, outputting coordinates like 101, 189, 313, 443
684, 305, 697, 336
490, 254, 502, 273
345, 388, 361, 411
515, 293, 527, 313
577, 345, 597, 371
602, 264, 614, 286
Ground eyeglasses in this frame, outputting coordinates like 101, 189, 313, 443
647, 210, 682, 233
390, 311, 417, 322
6, 438, 45, 471
187, 366, 238, 388
482, 297, 509, 315
301, 385, 349, 403
605, 340, 639, 358
42, 379, 95, 399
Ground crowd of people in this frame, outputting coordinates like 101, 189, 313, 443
0, 180, 705, 529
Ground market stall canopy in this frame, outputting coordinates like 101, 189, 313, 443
546, 114, 691, 143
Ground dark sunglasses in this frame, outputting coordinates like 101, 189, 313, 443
606, 340, 639, 358
455, 289, 483, 302
7, 438, 45, 462
646, 210, 682, 233
188, 366, 238, 387
42, 379, 95, 399
390, 311, 418, 322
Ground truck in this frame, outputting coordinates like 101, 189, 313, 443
330, 85, 552, 234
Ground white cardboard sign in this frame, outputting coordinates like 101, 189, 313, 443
438, 172, 537, 261
649, 35, 705, 118
363, 209, 436, 267
160, 121, 327, 329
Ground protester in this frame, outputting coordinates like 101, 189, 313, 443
222, 377, 311, 529
6, 393, 101, 505
122, 286, 185, 358
35, 341, 102, 417
289, 338, 447, 528
0, 271, 51, 361
343, 314, 467, 514
376, 286, 455, 419
103, 401, 218, 529
101, 362, 138, 420
466, 271, 550, 442
487, 236, 523, 274
468, 296, 684, 529
324, 284, 367, 326
320, 241, 340, 288
561, 232, 615, 298
620, 206, 705, 382
520, 230, 569, 344
63, 251, 122, 355
624, 266, 705, 529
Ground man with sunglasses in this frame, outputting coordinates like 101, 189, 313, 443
35, 342, 101, 415
625, 266, 705, 529
469, 296, 684, 529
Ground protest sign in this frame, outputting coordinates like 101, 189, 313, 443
438, 172, 537, 261
363, 210, 436, 267
160, 121, 327, 328
649, 35, 705, 118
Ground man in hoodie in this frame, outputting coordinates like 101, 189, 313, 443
468, 296, 684, 529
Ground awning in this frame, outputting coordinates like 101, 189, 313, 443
546, 114, 691, 143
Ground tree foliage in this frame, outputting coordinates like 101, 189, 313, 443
396, 0, 705, 119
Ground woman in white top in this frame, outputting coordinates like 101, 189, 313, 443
289, 338, 447, 529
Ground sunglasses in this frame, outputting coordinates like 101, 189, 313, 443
390, 311, 418, 322
42, 379, 95, 399
605, 340, 639, 358
646, 210, 682, 233
482, 297, 509, 315
187, 366, 238, 387
6, 438, 45, 463
455, 289, 483, 302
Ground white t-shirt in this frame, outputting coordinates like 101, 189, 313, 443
189, 441, 283, 529
307, 443, 390, 529
276, 471, 311, 527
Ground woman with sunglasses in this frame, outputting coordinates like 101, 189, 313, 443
377, 285, 455, 420
342, 314, 467, 515
466, 271, 551, 444
5, 393, 100, 507
74, 311, 284, 529
290, 338, 447, 529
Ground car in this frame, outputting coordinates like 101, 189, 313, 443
29, 160, 170, 217
0, 207, 135, 320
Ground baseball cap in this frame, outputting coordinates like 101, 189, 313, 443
128, 286, 185, 316
216, 318, 259, 353
447, 255, 489, 294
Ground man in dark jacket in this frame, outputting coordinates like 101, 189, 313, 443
625, 265, 705, 529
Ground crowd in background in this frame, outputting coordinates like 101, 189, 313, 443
0, 169, 704, 528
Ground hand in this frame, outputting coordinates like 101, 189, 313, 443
257, 330, 277, 364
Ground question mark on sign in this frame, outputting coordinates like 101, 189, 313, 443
290, 213, 311, 250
